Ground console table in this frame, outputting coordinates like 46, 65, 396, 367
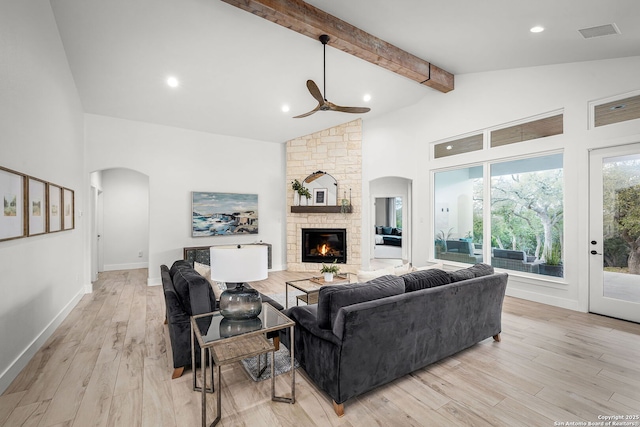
184, 242, 272, 269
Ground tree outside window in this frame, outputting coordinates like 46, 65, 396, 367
434, 153, 564, 277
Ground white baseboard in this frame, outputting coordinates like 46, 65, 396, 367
505, 287, 581, 312
0, 286, 85, 394
103, 262, 148, 271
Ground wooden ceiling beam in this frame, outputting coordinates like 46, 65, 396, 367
220, 0, 454, 93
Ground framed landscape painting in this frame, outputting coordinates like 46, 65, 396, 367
62, 188, 74, 230
28, 177, 47, 236
48, 183, 62, 233
192, 192, 258, 237
0, 166, 26, 242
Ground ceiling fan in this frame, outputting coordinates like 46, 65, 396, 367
294, 35, 371, 118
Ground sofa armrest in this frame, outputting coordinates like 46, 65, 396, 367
284, 306, 342, 346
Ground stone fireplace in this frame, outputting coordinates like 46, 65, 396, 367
301, 228, 347, 264
286, 119, 362, 273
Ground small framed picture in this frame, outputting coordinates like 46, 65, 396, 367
313, 188, 327, 206
62, 188, 74, 230
28, 177, 47, 236
0, 166, 26, 242
48, 183, 62, 233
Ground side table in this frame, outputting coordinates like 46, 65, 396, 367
190, 303, 296, 427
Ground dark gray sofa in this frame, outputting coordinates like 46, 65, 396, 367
161, 260, 283, 379
282, 265, 508, 416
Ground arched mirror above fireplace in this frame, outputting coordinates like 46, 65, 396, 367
303, 171, 338, 206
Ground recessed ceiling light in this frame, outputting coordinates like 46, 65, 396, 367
530, 26, 545, 33
166, 76, 179, 88
363, 94, 372, 102
281, 105, 290, 113
446, 145, 453, 150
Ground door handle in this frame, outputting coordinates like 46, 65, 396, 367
590, 250, 602, 255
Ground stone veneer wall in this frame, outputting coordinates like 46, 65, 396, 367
286, 119, 362, 273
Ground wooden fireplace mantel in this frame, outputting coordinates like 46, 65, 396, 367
290, 206, 352, 214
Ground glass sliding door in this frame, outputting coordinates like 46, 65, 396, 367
589, 145, 640, 323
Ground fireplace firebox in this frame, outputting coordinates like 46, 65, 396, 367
301, 228, 347, 264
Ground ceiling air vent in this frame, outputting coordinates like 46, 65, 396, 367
578, 23, 620, 39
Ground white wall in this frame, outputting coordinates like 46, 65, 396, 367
363, 56, 640, 312
84, 114, 286, 284
0, 1, 85, 393
102, 168, 149, 271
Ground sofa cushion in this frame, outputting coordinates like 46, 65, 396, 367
317, 275, 405, 329
402, 269, 451, 292
381, 226, 393, 235
448, 263, 494, 282
169, 259, 193, 278
448, 268, 475, 282
467, 263, 495, 277
171, 266, 215, 316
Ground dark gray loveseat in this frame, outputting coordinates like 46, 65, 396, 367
283, 264, 508, 416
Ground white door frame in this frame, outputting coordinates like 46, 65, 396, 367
589, 143, 640, 323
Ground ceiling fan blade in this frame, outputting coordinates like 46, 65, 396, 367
293, 103, 321, 118
306, 80, 325, 104
329, 103, 371, 114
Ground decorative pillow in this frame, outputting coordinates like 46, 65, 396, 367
375, 226, 383, 234
393, 263, 415, 275
356, 266, 395, 283
381, 226, 393, 235
194, 261, 224, 300
402, 269, 452, 292
317, 275, 405, 329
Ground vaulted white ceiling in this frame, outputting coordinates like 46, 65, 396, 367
50, 0, 640, 142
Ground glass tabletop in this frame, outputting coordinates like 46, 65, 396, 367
286, 272, 355, 293
191, 303, 293, 347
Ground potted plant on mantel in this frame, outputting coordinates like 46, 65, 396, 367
320, 260, 340, 282
291, 179, 311, 206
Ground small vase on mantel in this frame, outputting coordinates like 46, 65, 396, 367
294, 192, 300, 206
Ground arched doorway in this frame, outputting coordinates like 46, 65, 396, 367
369, 177, 412, 269
90, 168, 150, 286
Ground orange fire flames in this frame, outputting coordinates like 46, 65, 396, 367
319, 244, 328, 256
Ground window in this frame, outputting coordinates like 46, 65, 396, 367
594, 94, 640, 127
434, 134, 483, 158
434, 153, 564, 277
490, 114, 563, 148
434, 166, 483, 265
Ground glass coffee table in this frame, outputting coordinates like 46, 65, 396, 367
285, 273, 356, 308
190, 303, 295, 427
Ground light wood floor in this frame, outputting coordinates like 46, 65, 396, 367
1, 269, 639, 426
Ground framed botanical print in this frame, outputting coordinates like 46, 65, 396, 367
28, 177, 47, 236
62, 188, 74, 230
48, 183, 62, 233
0, 166, 26, 242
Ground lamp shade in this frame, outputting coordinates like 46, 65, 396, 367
209, 245, 268, 283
